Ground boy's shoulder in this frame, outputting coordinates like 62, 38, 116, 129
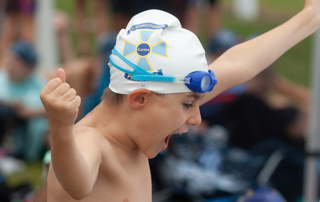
73, 124, 114, 161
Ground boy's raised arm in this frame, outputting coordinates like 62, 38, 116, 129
40, 68, 102, 200
202, 0, 320, 104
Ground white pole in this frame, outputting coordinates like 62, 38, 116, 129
233, 0, 260, 22
303, 29, 320, 202
35, 0, 57, 71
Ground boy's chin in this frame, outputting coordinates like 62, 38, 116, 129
143, 150, 160, 159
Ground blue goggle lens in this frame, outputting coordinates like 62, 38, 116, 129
201, 75, 211, 91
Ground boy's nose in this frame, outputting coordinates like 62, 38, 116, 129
187, 108, 202, 126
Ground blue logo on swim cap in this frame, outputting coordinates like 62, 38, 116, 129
137, 43, 150, 56
122, 30, 168, 74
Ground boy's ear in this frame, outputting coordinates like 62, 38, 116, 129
128, 89, 152, 109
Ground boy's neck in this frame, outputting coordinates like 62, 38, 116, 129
84, 101, 141, 156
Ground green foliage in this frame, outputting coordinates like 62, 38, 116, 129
55, 0, 74, 16
223, 0, 304, 14
6, 163, 43, 190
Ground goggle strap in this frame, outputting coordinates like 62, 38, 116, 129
109, 57, 133, 75
179, 77, 191, 84
131, 75, 189, 83
111, 47, 182, 83
132, 75, 175, 82
110, 48, 154, 76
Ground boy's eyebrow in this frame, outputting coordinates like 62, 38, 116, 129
187, 93, 204, 100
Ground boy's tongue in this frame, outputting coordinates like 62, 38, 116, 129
162, 135, 171, 150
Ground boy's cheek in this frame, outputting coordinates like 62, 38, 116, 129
135, 134, 156, 149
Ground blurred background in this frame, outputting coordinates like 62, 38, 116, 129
0, 0, 316, 202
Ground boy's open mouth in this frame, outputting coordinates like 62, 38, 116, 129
162, 135, 171, 150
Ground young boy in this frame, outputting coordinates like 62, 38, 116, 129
0, 41, 48, 161
41, 3, 320, 201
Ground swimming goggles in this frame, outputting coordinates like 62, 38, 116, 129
109, 48, 217, 93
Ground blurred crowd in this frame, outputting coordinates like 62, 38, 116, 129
0, 0, 315, 202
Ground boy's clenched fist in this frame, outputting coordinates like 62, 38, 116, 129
40, 68, 81, 128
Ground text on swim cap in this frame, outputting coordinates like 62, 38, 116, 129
128, 23, 168, 34
137, 43, 151, 56
137, 48, 150, 51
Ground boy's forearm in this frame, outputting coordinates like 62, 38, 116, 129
203, 7, 319, 104
227, 8, 317, 80
40, 70, 97, 199
50, 126, 97, 199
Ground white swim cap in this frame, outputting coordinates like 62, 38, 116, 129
108, 9, 209, 94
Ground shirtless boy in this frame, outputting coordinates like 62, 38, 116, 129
41, 2, 320, 201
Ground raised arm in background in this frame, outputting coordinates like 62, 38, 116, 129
202, 0, 320, 104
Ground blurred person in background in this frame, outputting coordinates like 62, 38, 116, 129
219, 65, 310, 201
73, 0, 221, 57
206, 28, 242, 63
73, 0, 193, 40
0, 1, 6, 38
53, 11, 77, 64
74, 0, 109, 56
42, 7, 117, 118
207, 0, 221, 37
0, 41, 49, 162
185, 0, 221, 51
0, 0, 36, 63
200, 28, 245, 126
221, 65, 308, 154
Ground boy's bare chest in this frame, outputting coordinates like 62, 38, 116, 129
95, 156, 152, 202
48, 156, 152, 202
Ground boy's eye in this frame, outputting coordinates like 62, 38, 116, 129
183, 103, 193, 109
